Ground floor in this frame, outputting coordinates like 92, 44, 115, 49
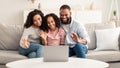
108, 62, 120, 68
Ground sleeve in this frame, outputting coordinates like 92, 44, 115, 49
77, 23, 90, 45
59, 28, 66, 45
20, 28, 30, 48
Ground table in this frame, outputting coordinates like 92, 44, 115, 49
6, 58, 109, 68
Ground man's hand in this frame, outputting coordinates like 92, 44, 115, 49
71, 33, 79, 43
71, 33, 87, 45
22, 39, 30, 48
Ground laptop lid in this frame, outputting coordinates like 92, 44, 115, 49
43, 46, 69, 62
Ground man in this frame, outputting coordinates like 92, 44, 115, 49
59, 4, 90, 58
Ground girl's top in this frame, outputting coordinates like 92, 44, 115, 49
46, 27, 66, 46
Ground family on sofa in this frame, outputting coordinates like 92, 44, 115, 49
19, 4, 90, 58
1, 5, 120, 68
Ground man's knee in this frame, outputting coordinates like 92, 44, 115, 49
74, 43, 87, 54
75, 43, 85, 49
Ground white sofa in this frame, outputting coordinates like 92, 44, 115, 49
86, 23, 120, 62
0, 22, 120, 68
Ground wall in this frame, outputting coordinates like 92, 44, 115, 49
0, 0, 119, 25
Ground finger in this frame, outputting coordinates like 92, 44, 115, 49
26, 41, 30, 48
40, 30, 43, 34
21, 40, 25, 46
25, 39, 27, 42
70, 34, 73, 38
22, 38, 26, 45
27, 42, 30, 47
27, 39, 29, 42
39, 31, 44, 36
39, 31, 42, 35
25, 42, 29, 48
71, 33, 76, 37
22, 38, 25, 42
72, 33, 77, 36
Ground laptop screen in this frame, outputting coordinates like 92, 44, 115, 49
43, 46, 69, 62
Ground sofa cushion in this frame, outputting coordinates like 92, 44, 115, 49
0, 50, 27, 64
87, 50, 120, 62
95, 28, 120, 51
0, 23, 23, 50
85, 23, 115, 50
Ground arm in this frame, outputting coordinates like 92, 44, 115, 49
21, 38, 30, 48
71, 33, 87, 45
79, 39, 87, 45
20, 28, 30, 48
60, 28, 66, 45
71, 23, 90, 45
42, 38, 47, 45
39, 30, 47, 45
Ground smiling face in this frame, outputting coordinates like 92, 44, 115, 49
60, 9, 71, 24
33, 14, 42, 27
47, 16, 56, 30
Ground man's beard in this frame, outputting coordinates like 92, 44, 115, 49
60, 17, 71, 24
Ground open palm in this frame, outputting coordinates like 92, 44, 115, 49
71, 33, 79, 43
39, 30, 47, 40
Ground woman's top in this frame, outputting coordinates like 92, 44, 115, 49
20, 26, 42, 48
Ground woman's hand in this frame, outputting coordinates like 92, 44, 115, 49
22, 38, 30, 48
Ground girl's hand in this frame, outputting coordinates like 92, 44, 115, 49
39, 30, 47, 40
39, 30, 47, 45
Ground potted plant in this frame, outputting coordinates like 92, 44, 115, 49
111, 10, 117, 21
113, 10, 117, 16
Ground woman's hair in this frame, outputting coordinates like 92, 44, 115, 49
44, 13, 60, 32
24, 9, 44, 29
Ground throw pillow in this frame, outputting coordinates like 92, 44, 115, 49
95, 28, 120, 51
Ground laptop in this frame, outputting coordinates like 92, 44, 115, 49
43, 45, 69, 62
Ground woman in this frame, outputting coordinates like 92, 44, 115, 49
40, 13, 66, 46
19, 9, 44, 58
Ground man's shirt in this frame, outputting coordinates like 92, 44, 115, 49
61, 18, 90, 48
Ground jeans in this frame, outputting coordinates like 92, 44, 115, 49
19, 43, 43, 58
69, 43, 87, 58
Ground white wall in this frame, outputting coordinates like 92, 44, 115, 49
117, 0, 120, 20
0, 0, 119, 25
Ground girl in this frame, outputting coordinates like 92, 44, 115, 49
40, 13, 66, 46
19, 9, 44, 58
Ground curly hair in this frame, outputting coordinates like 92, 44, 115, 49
24, 9, 44, 30
44, 13, 60, 32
